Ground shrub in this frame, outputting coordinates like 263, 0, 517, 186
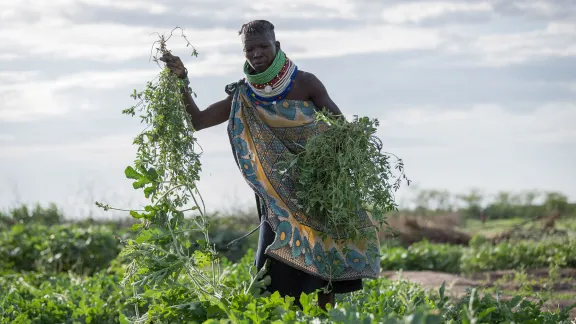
0, 224, 121, 275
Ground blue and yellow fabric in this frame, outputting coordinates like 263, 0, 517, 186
226, 80, 381, 281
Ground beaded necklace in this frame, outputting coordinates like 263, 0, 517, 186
244, 49, 298, 104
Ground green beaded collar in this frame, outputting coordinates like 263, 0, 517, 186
243, 49, 286, 85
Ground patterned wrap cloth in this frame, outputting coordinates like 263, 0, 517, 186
226, 80, 381, 281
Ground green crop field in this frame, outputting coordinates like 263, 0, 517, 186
1, 194, 575, 324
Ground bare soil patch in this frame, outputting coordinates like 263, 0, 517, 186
381, 268, 576, 319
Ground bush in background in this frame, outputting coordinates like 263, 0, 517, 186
0, 224, 122, 275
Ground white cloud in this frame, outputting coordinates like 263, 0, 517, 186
376, 1, 576, 66
381, 1, 493, 24
0, 71, 41, 83
1, 0, 361, 22
0, 17, 240, 62
78, 0, 169, 14
2, 134, 137, 161
509, 0, 564, 17
0, 0, 168, 21
1, 54, 238, 91
5, 100, 573, 164
0, 16, 440, 63
281, 25, 441, 59
2, 0, 573, 68
379, 101, 576, 148
0, 0, 377, 63
441, 20, 576, 66
369, 101, 576, 204
547, 21, 576, 34
1, 121, 232, 161
0, 52, 240, 122
0, 5, 442, 123
0, 53, 18, 60
0, 134, 15, 142
0, 86, 69, 122
244, 0, 358, 19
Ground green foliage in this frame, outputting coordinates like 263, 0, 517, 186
0, 222, 574, 323
95, 29, 265, 323
380, 241, 463, 273
0, 271, 132, 324
0, 224, 47, 272
460, 238, 576, 273
2, 254, 574, 323
204, 214, 260, 263
0, 203, 64, 226
286, 112, 410, 240
380, 237, 576, 274
468, 234, 489, 248
480, 191, 574, 220
0, 212, 10, 229
449, 288, 575, 324
0, 223, 121, 275
402, 188, 575, 220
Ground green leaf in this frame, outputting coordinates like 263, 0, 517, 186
478, 306, 496, 319
132, 178, 151, 189
136, 230, 153, 244
299, 293, 312, 314
130, 210, 142, 219
146, 167, 159, 180
130, 223, 143, 231
124, 166, 141, 180
439, 281, 446, 299
424, 315, 443, 324
11, 223, 25, 235
119, 312, 129, 324
144, 186, 156, 198
145, 205, 155, 212
510, 296, 523, 308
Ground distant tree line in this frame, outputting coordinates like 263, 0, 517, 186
0, 188, 574, 227
404, 188, 574, 220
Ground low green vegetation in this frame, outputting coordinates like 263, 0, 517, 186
1, 237, 574, 324
0, 203, 575, 323
380, 235, 576, 274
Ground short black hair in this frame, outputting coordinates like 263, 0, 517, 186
238, 20, 275, 39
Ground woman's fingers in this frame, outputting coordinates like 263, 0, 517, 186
159, 53, 185, 77
160, 53, 179, 62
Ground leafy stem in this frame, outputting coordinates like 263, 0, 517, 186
95, 27, 231, 323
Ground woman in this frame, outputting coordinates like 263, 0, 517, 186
161, 20, 380, 310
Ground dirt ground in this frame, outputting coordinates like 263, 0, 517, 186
381, 268, 576, 319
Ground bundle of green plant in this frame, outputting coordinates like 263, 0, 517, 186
95, 28, 268, 323
286, 111, 410, 240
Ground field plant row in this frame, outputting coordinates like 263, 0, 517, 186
1, 250, 574, 324
380, 236, 576, 274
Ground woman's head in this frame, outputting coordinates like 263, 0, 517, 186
239, 20, 280, 73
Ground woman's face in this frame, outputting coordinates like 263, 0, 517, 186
242, 33, 279, 73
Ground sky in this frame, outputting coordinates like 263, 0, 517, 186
1, 0, 575, 219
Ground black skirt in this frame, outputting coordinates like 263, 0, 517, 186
254, 199, 363, 297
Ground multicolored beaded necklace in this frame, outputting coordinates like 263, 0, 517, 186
244, 49, 298, 104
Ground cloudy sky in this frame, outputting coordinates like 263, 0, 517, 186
1, 0, 575, 218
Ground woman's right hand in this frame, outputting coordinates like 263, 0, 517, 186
159, 52, 187, 78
